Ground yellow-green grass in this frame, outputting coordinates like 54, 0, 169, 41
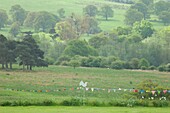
0, 65, 170, 104
0, 106, 170, 113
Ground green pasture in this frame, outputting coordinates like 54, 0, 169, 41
1, 106, 170, 113
0, 65, 170, 105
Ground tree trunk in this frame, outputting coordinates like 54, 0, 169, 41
5, 62, 8, 69
10, 62, 12, 69
2, 63, 5, 69
30, 65, 32, 70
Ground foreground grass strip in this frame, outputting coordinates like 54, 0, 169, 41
0, 106, 170, 113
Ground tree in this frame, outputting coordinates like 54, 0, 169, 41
138, 58, 150, 69
100, 5, 114, 20
83, 5, 98, 17
9, 4, 27, 25
69, 60, 80, 69
131, 2, 149, 20
24, 11, 60, 32
133, 20, 154, 38
5, 40, 17, 69
9, 22, 21, 37
57, 8, 65, 18
81, 16, 101, 34
0, 9, 8, 30
158, 11, 170, 25
124, 9, 143, 26
55, 21, 77, 40
15, 34, 47, 70
63, 40, 98, 57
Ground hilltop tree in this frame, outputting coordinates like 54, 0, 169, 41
124, 9, 143, 26
24, 11, 60, 32
131, 2, 149, 20
100, 5, 114, 20
9, 4, 27, 25
57, 8, 65, 18
158, 11, 170, 25
83, 5, 98, 17
0, 9, 8, 30
9, 22, 21, 37
154, 1, 170, 15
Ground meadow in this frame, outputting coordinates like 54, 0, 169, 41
1, 106, 170, 113
0, 65, 170, 106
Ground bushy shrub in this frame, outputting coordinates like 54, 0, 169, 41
149, 65, 156, 70
158, 65, 165, 72
129, 58, 139, 69
152, 100, 169, 107
165, 63, 170, 72
141, 66, 147, 70
110, 61, 124, 69
138, 58, 150, 69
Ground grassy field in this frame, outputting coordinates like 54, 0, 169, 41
0, 65, 170, 106
1, 106, 170, 113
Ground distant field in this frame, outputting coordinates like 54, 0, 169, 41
0, 0, 165, 33
1, 106, 170, 113
0, 65, 169, 104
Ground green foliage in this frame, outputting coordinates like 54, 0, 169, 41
69, 60, 80, 69
158, 65, 165, 72
138, 58, 150, 69
129, 58, 139, 69
152, 100, 169, 107
133, 20, 154, 38
63, 40, 98, 57
110, 61, 124, 69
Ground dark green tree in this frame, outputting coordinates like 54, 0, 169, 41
0, 34, 8, 69
100, 5, 114, 20
15, 34, 47, 70
0, 9, 8, 30
83, 5, 98, 17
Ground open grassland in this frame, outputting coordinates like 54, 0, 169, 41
0, 65, 170, 105
1, 106, 170, 113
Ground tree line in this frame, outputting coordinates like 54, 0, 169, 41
0, 34, 48, 70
